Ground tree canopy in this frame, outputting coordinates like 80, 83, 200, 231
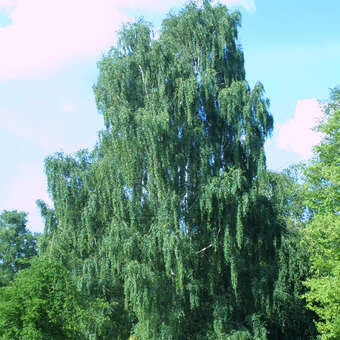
42, 1, 284, 338
0, 210, 37, 286
302, 87, 340, 339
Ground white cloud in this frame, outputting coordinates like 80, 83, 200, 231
0, 0, 256, 82
118, 0, 184, 12
0, 0, 14, 8
220, 0, 256, 11
277, 99, 324, 159
0, 105, 101, 153
120, 0, 255, 12
0, 108, 55, 151
0, 0, 132, 81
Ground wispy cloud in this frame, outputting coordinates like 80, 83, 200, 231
0, 105, 101, 153
0, 162, 52, 232
61, 102, 76, 113
277, 99, 324, 159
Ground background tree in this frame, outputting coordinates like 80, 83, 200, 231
0, 256, 109, 340
302, 87, 340, 339
0, 210, 37, 286
263, 169, 317, 339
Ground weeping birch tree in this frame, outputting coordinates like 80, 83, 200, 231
43, 1, 285, 338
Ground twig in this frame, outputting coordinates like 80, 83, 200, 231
138, 64, 149, 100
49, 231, 55, 258
196, 243, 212, 254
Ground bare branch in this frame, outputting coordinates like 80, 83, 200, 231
196, 243, 212, 254
138, 64, 149, 100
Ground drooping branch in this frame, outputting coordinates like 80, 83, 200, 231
196, 243, 212, 254
138, 64, 149, 101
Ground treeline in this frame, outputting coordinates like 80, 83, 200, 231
0, 1, 339, 339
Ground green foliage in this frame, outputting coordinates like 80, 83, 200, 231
304, 89, 340, 216
46, 1, 279, 338
0, 256, 109, 340
0, 210, 37, 286
35, 1, 318, 338
302, 87, 340, 339
36, 199, 58, 255
272, 226, 317, 339
40, 150, 133, 340
261, 171, 317, 339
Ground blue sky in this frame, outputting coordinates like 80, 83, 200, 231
0, 0, 339, 232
